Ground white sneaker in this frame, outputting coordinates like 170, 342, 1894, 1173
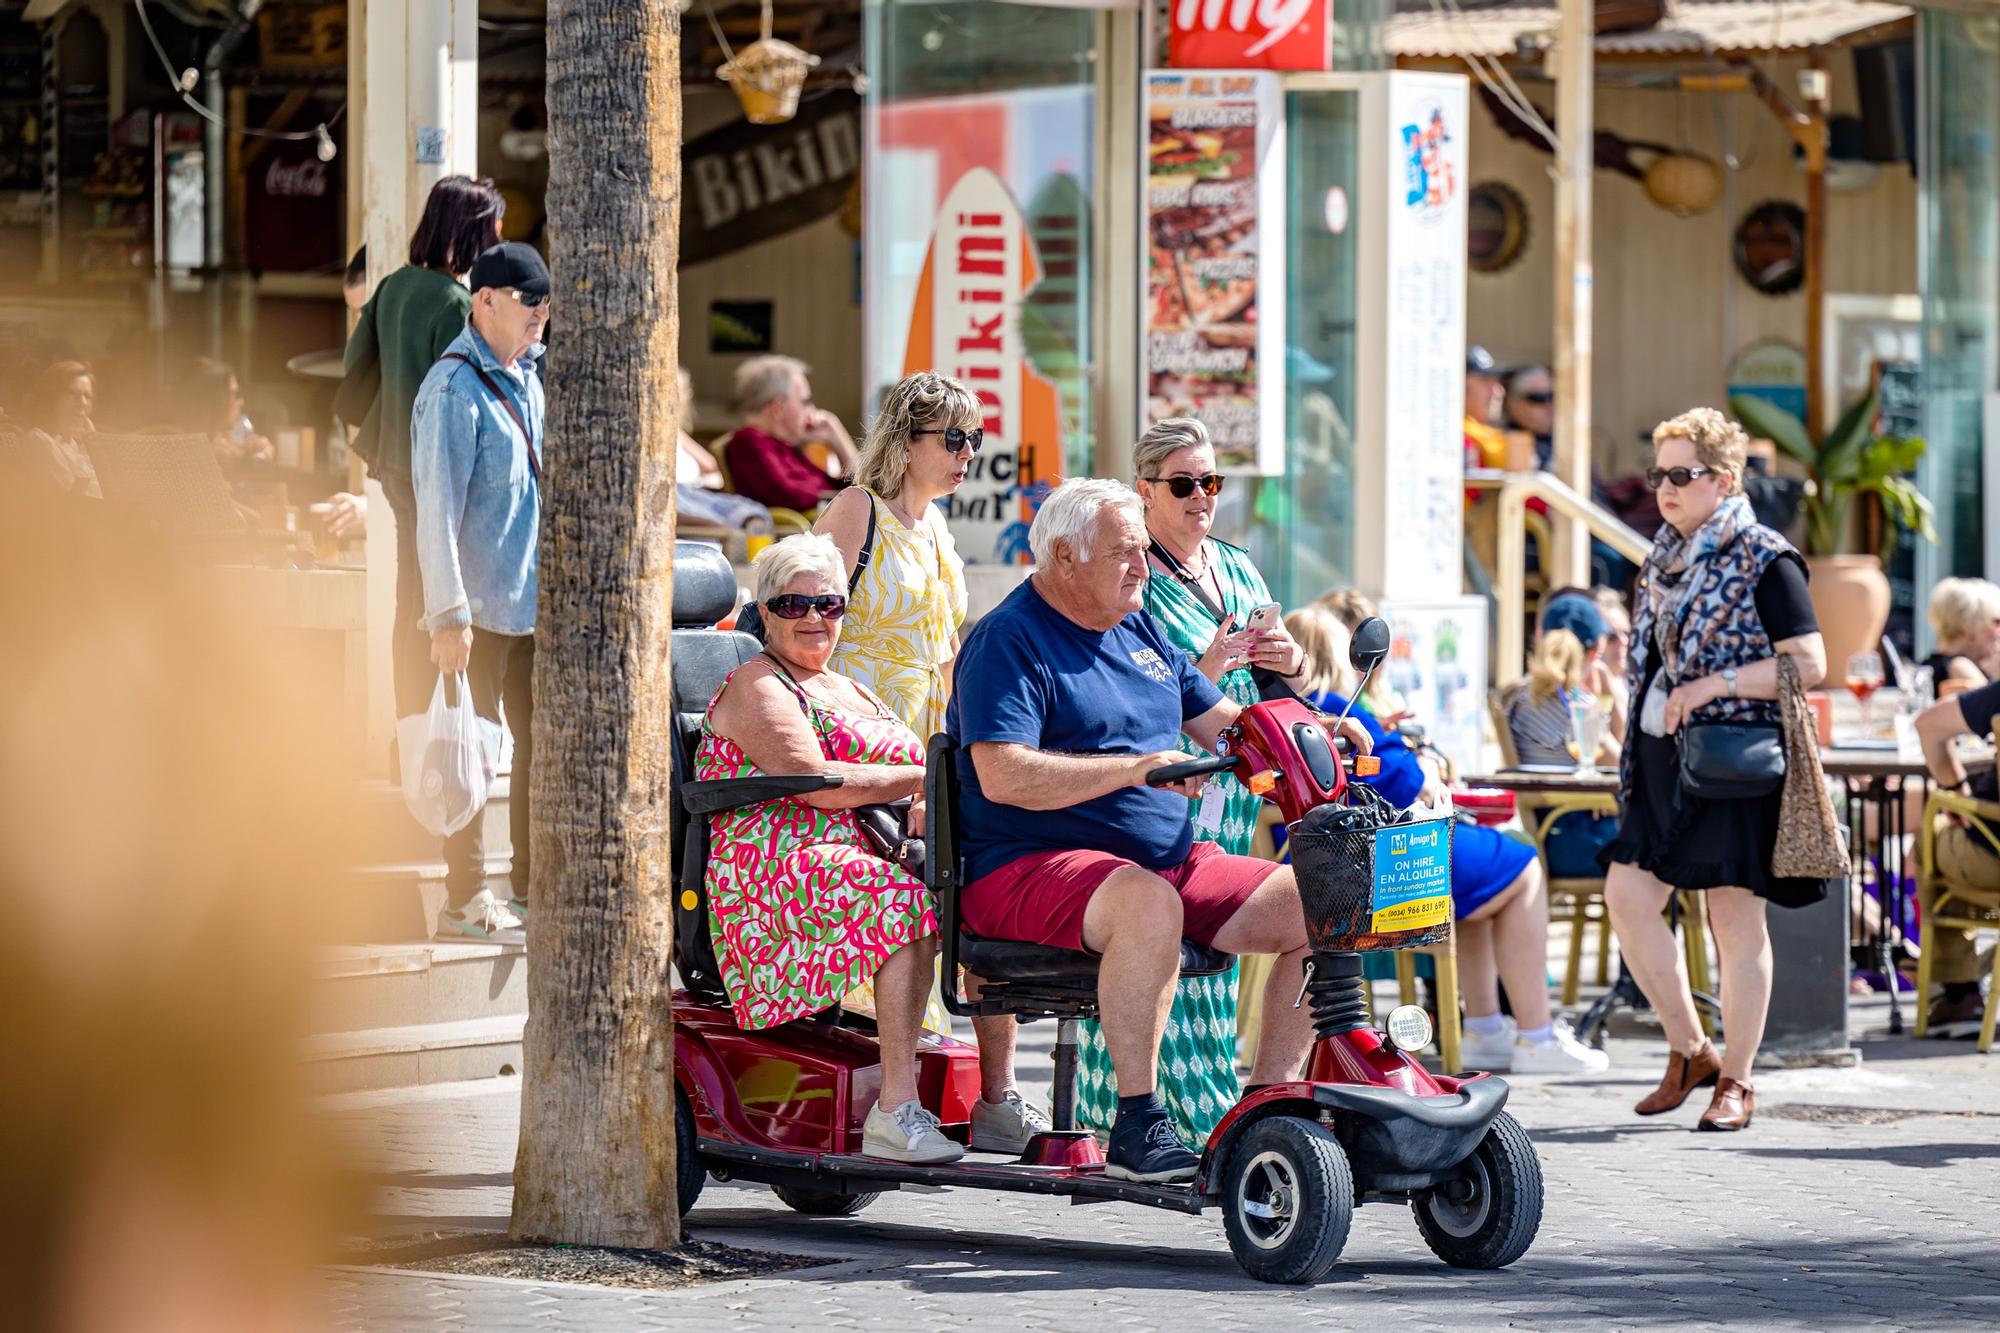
1461, 1016, 1519, 1071
1512, 1021, 1611, 1075
969, 1090, 1051, 1154
863, 1099, 965, 1164
437, 888, 525, 945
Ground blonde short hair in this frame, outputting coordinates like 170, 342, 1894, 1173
1653, 407, 1748, 494
1285, 605, 1356, 700
751, 532, 847, 604
1928, 577, 2000, 647
1133, 417, 1211, 480
734, 354, 808, 417
854, 371, 983, 498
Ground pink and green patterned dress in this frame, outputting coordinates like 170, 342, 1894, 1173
696, 662, 936, 1030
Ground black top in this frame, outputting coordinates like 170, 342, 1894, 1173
1752, 553, 1817, 643
1955, 679, 2000, 803
1926, 652, 1980, 684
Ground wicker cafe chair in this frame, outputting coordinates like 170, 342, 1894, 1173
1915, 786, 2000, 1053
1489, 690, 1617, 1002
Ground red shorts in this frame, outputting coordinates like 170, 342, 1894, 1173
960, 841, 1281, 954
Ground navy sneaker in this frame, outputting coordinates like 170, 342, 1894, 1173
1105, 1110, 1200, 1184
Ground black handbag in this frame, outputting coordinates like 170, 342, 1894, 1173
1678, 720, 1786, 800
853, 799, 925, 878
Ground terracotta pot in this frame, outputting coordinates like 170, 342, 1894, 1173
1806, 554, 1891, 674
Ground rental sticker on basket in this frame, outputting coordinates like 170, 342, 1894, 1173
1371, 822, 1451, 931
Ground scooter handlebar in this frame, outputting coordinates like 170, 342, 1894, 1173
1144, 753, 1239, 787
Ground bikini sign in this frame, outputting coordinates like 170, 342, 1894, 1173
900, 167, 1062, 565
1169, 0, 1336, 72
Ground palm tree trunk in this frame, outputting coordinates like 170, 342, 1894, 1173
510, 0, 682, 1248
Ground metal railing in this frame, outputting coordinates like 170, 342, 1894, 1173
1465, 469, 1652, 686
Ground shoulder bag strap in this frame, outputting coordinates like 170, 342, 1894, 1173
439, 352, 540, 482
849, 488, 879, 585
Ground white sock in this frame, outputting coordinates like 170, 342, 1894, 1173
1465, 1013, 1508, 1038
1519, 1023, 1554, 1045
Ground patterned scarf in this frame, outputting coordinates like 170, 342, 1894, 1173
1632, 491, 1756, 689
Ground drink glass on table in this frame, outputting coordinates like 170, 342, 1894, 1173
1846, 651, 1885, 736
1567, 694, 1606, 773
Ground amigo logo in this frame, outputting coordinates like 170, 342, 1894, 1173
1390, 827, 1442, 857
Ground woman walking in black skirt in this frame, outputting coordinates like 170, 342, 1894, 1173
1602, 409, 1828, 1131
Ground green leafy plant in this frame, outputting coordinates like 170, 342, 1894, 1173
1729, 389, 1934, 558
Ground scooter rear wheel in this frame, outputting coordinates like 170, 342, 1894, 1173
674, 1092, 707, 1218
1220, 1116, 1354, 1285
1410, 1110, 1543, 1269
771, 1184, 882, 1217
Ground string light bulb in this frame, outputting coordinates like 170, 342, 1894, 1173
314, 125, 337, 162
178, 67, 199, 93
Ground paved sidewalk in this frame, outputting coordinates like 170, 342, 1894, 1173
324, 995, 2000, 1331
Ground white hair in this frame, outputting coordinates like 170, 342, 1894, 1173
733, 354, 808, 416
1133, 416, 1211, 479
1029, 477, 1143, 567
752, 532, 847, 603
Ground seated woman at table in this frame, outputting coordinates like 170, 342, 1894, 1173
181, 358, 274, 463
1914, 676, 2000, 1032
1286, 605, 1608, 1076
1505, 599, 1623, 879
1925, 578, 2000, 692
696, 533, 961, 1165
1602, 408, 1826, 1133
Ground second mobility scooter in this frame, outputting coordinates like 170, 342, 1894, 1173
666, 542, 1542, 1284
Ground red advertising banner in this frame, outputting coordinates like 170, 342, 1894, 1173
1168, 0, 1335, 73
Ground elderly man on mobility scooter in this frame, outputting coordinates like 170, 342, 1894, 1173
947, 479, 1375, 1184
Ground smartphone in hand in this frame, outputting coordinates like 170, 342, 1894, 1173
1243, 601, 1282, 636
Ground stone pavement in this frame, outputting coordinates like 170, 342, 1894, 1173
323, 994, 2000, 1331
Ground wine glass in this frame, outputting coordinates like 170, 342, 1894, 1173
1567, 694, 1606, 773
1846, 651, 1885, 737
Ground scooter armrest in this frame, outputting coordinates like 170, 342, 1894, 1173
682, 773, 844, 815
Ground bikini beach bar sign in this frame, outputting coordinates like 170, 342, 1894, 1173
1144, 70, 1285, 475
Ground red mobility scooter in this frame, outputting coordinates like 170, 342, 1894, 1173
667, 543, 1542, 1284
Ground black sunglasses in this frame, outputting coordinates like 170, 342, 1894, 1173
1145, 473, 1225, 499
764, 593, 847, 620
505, 288, 551, 309
912, 426, 984, 455
1516, 390, 1553, 405
1645, 465, 1713, 491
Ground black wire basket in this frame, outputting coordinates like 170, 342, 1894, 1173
1287, 787, 1455, 953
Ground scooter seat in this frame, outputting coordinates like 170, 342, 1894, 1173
958, 934, 1232, 984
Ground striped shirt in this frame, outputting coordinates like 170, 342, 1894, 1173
1507, 685, 1579, 768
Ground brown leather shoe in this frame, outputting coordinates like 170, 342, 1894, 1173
1633, 1040, 1721, 1115
1698, 1077, 1755, 1131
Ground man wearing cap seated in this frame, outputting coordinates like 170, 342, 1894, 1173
411, 241, 551, 944
946, 478, 1371, 1185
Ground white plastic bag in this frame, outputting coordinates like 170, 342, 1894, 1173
397, 673, 506, 837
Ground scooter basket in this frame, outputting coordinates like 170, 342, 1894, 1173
1287, 794, 1454, 953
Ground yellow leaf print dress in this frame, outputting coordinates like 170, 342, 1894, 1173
826, 489, 968, 1031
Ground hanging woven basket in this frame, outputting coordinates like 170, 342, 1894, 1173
719, 37, 819, 124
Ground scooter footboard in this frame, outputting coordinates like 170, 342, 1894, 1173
1313, 1076, 1509, 1190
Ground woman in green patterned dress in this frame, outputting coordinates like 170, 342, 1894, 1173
1073, 417, 1313, 1147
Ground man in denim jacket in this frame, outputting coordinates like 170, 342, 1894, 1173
411, 242, 550, 942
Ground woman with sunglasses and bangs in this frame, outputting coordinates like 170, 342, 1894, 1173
1070, 416, 1313, 1149
1603, 408, 1827, 1133
696, 533, 966, 1165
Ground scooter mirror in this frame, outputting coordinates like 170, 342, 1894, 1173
1349, 616, 1392, 673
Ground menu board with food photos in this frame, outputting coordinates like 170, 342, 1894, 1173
1144, 70, 1284, 474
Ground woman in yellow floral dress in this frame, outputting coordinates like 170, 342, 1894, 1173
815, 371, 1046, 1154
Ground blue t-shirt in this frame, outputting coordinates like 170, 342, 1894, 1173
947, 579, 1226, 883
1306, 690, 1425, 809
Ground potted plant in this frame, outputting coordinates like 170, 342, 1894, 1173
1729, 389, 1933, 672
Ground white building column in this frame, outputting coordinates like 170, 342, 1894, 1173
356, 0, 479, 761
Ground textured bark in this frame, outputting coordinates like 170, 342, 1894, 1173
510, 0, 682, 1248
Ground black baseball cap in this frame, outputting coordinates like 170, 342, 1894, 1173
468, 241, 550, 297
1466, 344, 1509, 377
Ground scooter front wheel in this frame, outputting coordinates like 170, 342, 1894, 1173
1410, 1110, 1543, 1269
1220, 1115, 1354, 1285
771, 1184, 882, 1216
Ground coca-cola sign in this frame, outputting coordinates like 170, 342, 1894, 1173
264, 157, 329, 199
1169, 0, 1334, 72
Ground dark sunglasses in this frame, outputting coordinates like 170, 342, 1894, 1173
912, 426, 984, 455
1516, 390, 1553, 405
505, 288, 551, 309
1145, 473, 1225, 499
764, 593, 847, 620
1645, 465, 1713, 491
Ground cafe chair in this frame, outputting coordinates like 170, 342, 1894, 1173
1393, 921, 1464, 1075
705, 433, 815, 537
1488, 690, 1617, 1003
1915, 788, 2000, 1053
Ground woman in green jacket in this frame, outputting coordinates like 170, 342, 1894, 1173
342, 175, 506, 721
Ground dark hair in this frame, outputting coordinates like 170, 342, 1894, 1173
181, 358, 239, 433
1506, 364, 1552, 394
24, 360, 93, 430
407, 176, 506, 276
343, 245, 367, 288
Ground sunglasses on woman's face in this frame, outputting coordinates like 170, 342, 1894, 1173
1146, 473, 1225, 499
912, 426, 984, 456
765, 593, 847, 621
1645, 465, 1713, 491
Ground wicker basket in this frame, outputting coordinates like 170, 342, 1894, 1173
718, 38, 820, 125
1287, 802, 1455, 953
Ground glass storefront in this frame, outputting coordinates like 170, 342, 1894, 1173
1919, 8, 2000, 591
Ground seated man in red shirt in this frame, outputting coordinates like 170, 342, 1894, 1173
715, 355, 859, 512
